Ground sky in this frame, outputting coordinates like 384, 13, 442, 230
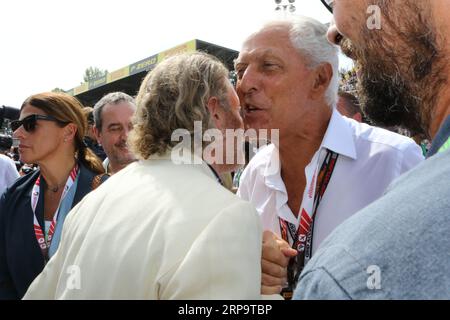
0, 0, 352, 108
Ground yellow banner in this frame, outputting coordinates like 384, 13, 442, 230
73, 83, 89, 95
107, 66, 130, 83
157, 40, 196, 63
69, 40, 201, 96
89, 76, 107, 89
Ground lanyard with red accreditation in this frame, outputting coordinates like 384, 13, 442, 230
30, 164, 79, 261
279, 149, 339, 292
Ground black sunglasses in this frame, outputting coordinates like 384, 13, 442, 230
11, 114, 69, 132
320, 0, 333, 13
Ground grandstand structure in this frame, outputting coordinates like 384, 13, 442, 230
66, 39, 239, 106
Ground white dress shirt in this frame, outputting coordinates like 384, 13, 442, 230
238, 109, 424, 254
0, 154, 19, 196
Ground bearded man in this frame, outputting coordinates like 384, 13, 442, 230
294, 0, 450, 299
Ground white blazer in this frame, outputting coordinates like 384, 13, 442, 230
24, 152, 262, 299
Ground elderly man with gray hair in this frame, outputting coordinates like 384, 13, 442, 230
23, 52, 262, 299
234, 15, 424, 298
93, 92, 137, 175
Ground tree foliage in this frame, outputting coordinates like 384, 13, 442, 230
83, 66, 108, 83
51, 87, 65, 93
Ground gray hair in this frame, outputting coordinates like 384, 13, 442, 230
93, 92, 136, 130
266, 16, 339, 107
129, 52, 230, 159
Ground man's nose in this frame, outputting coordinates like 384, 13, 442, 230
237, 67, 258, 96
121, 125, 133, 138
327, 24, 343, 45
116, 128, 126, 141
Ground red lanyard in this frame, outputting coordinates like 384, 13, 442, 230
279, 150, 339, 283
31, 164, 79, 260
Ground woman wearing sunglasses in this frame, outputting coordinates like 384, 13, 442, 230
0, 92, 107, 299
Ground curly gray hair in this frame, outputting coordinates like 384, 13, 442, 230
129, 52, 230, 159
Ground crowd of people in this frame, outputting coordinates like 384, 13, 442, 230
0, 0, 449, 300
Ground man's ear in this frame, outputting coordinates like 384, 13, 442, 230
206, 96, 222, 127
353, 112, 363, 123
92, 126, 101, 143
310, 63, 333, 101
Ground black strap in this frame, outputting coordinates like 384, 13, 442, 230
207, 164, 223, 186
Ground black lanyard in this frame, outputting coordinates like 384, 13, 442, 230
207, 164, 223, 186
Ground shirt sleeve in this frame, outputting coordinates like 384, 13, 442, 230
157, 201, 263, 299
5, 158, 20, 187
399, 140, 425, 174
293, 268, 352, 300
0, 157, 19, 195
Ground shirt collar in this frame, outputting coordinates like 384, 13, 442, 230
262, 145, 285, 191
260, 145, 291, 219
147, 148, 218, 183
321, 108, 357, 160
262, 109, 357, 189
